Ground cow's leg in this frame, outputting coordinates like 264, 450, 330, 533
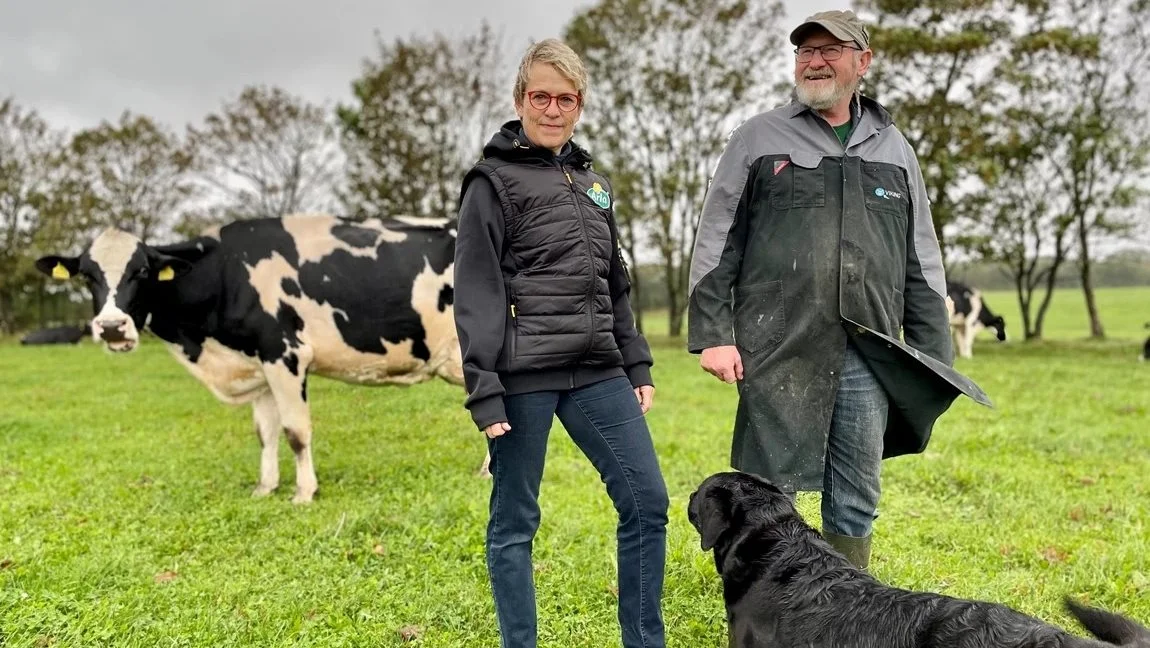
263, 351, 318, 504
251, 390, 281, 497
960, 322, 975, 359
964, 296, 983, 359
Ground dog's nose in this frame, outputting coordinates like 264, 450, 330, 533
98, 318, 129, 342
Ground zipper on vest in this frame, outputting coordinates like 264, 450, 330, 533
559, 162, 597, 357
509, 280, 518, 326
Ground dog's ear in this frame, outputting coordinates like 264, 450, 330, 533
697, 488, 734, 551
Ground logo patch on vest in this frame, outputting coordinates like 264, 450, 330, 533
587, 182, 611, 209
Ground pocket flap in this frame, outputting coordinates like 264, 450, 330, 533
733, 280, 785, 355
789, 150, 823, 169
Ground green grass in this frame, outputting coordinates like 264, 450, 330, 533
1, 287, 1148, 647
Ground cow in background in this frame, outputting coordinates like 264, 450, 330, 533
945, 280, 1007, 359
20, 324, 92, 345
37, 214, 475, 503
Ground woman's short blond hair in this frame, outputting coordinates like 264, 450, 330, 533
513, 38, 589, 104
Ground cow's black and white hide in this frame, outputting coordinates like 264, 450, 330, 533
688, 471, 1150, 648
946, 280, 1007, 359
37, 214, 477, 503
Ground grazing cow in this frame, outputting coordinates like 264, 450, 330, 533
945, 280, 1007, 359
36, 214, 469, 503
20, 324, 91, 345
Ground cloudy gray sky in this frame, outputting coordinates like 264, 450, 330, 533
1, 0, 846, 133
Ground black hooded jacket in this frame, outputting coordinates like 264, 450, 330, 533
453, 120, 654, 429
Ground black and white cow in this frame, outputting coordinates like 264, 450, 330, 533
20, 324, 92, 345
945, 280, 1007, 359
36, 214, 467, 503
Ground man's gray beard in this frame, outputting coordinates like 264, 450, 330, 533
795, 77, 859, 111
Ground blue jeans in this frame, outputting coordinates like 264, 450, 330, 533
485, 376, 668, 648
821, 343, 889, 538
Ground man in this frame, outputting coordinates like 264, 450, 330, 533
687, 10, 990, 569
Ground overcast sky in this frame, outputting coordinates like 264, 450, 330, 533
0, 0, 847, 133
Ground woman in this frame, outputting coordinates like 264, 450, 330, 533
453, 38, 669, 648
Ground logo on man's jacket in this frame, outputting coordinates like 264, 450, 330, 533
588, 182, 611, 209
874, 187, 904, 200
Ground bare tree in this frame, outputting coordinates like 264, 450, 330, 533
959, 145, 1075, 340
69, 111, 196, 243
337, 21, 509, 220
186, 85, 342, 224
566, 0, 787, 336
1016, 0, 1150, 339
0, 99, 75, 332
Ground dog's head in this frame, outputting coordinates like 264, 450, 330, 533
687, 471, 796, 552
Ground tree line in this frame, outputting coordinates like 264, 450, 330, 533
2, 0, 1147, 340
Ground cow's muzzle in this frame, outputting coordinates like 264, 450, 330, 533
94, 317, 138, 352
97, 318, 130, 342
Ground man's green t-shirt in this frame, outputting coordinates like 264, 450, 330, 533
833, 121, 852, 146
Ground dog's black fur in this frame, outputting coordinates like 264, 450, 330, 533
687, 471, 1150, 648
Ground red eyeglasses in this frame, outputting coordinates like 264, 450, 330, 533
525, 91, 582, 112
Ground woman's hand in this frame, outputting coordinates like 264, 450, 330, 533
635, 385, 655, 414
484, 421, 511, 439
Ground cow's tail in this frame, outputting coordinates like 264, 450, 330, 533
1065, 597, 1150, 646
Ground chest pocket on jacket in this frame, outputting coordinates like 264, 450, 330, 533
862, 162, 911, 221
770, 151, 825, 210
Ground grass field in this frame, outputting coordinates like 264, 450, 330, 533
1, 286, 1147, 647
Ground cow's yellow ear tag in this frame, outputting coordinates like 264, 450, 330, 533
52, 263, 71, 280
157, 266, 175, 281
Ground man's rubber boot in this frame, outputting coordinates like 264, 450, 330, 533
823, 531, 872, 570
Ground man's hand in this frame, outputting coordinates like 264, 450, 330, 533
483, 421, 511, 439
700, 345, 743, 384
634, 385, 655, 414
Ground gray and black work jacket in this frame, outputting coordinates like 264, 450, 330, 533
688, 95, 990, 490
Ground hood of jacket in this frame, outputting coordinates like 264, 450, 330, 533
480, 119, 594, 168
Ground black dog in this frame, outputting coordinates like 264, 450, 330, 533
687, 471, 1150, 648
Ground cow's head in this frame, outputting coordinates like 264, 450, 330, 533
36, 228, 193, 352
989, 316, 1007, 342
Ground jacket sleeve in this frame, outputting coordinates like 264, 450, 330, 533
606, 212, 654, 388
687, 127, 754, 353
901, 140, 955, 365
453, 174, 510, 429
